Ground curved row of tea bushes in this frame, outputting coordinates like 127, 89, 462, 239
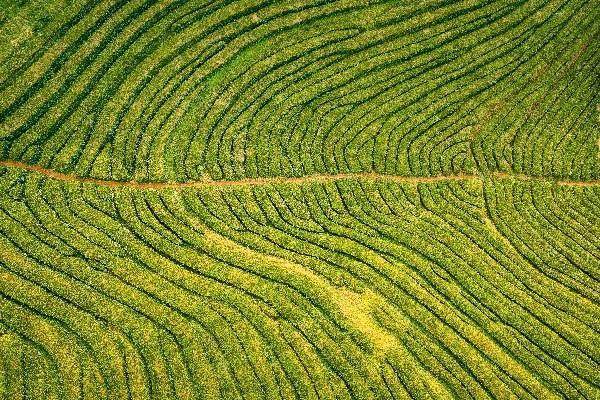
1, 0, 597, 182
0, 168, 597, 399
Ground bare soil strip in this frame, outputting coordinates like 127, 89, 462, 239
0, 160, 598, 189
493, 172, 600, 187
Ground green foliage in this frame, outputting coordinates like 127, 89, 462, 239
0, 0, 598, 399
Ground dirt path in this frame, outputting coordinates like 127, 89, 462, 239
0, 160, 598, 190
493, 172, 600, 187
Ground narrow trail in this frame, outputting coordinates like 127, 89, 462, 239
0, 160, 598, 190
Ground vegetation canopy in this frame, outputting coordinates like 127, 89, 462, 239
0, 0, 598, 399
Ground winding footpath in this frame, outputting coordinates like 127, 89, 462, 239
1, 160, 598, 189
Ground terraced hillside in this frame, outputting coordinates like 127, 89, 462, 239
0, 0, 599, 399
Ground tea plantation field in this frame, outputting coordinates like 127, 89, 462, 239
0, 0, 599, 399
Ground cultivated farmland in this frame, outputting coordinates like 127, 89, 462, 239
0, 0, 599, 399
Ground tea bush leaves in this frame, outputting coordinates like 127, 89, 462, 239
0, 0, 598, 398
